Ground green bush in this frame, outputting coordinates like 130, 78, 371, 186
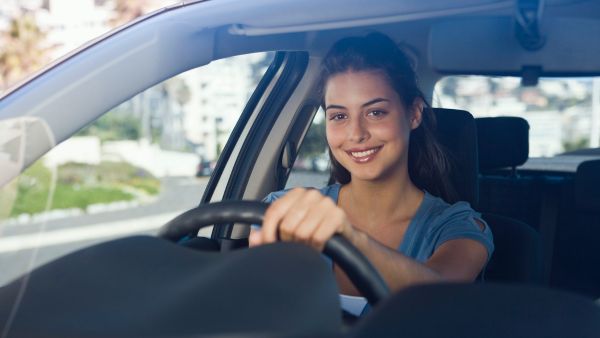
77, 113, 140, 142
9, 161, 160, 216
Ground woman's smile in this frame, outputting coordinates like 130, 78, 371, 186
346, 146, 383, 163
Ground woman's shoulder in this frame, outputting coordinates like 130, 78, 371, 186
420, 191, 494, 257
420, 192, 481, 223
263, 184, 341, 203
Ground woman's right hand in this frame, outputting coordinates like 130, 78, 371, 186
249, 188, 357, 251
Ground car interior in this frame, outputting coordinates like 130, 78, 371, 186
2, 0, 600, 337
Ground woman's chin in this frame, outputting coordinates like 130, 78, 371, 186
347, 163, 404, 183
348, 168, 385, 182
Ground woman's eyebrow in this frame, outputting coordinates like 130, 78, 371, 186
325, 98, 389, 111
361, 98, 389, 107
325, 104, 345, 111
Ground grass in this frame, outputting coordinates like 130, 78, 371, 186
8, 161, 160, 217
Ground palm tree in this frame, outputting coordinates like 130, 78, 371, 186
0, 12, 50, 91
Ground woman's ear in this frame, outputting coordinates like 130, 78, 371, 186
410, 98, 424, 130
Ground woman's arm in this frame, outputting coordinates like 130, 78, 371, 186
345, 230, 488, 292
249, 188, 489, 293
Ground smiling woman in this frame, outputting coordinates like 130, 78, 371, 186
249, 32, 494, 317
2, 0, 600, 336
320, 34, 457, 202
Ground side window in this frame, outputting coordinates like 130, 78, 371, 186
285, 108, 330, 189
0, 52, 273, 286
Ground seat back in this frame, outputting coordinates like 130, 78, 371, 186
475, 116, 543, 284
552, 159, 600, 297
351, 283, 600, 338
434, 113, 542, 283
432, 108, 479, 206
482, 213, 543, 283
477, 117, 544, 227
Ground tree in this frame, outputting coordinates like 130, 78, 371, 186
164, 77, 191, 107
109, 0, 166, 27
77, 112, 141, 141
0, 12, 51, 91
299, 121, 327, 158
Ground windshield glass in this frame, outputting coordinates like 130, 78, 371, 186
0, 52, 273, 287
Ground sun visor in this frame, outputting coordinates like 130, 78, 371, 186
429, 17, 600, 75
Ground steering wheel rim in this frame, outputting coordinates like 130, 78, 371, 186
158, 200, 390, 306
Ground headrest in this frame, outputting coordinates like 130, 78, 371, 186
476, 117, 529, 170
575, 160, 600, 212
432, 108, 479, 206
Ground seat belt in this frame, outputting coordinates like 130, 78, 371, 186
538, 182, 560, 284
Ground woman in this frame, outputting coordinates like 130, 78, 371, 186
249, 33, 494, 315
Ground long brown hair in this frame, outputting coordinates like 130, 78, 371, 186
319, 32, 458, 203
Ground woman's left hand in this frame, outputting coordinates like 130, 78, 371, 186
249, 188, 356, 251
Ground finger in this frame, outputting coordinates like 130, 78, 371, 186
278, 189, 324, 242
248, 229, 261, 247
311, 207, 348, 251
292, 198, 331, 247
261, 188, 307, 244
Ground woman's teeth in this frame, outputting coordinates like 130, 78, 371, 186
351, 149, 377, 157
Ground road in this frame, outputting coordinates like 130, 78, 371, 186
0, 176, 207, 286
0, 171, 329, 286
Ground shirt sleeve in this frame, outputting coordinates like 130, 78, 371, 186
433, 202, 495, 260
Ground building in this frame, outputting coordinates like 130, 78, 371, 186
182, 53, 270, 160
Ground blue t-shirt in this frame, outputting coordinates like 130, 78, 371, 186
263, 183, 494, 315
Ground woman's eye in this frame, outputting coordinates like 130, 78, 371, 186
329, 113, 347, 121
367, 110, 387, 118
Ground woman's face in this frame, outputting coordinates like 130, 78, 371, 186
324, 70, 421, 182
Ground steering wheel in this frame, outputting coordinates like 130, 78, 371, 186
158, 200, 390, 306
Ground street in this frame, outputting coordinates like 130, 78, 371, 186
0, 176, 207, 286
0, 171, 329, 286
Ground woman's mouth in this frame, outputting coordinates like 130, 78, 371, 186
346, 146, 382, 163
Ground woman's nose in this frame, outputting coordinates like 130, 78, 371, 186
348, 117, 369, 143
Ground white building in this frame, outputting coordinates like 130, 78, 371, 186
182, 53, 269, 160
525, 110, 564, 157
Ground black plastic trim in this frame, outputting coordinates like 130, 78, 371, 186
213, 52, 309, 239
201, 52, 284, 205
276, 104, 320, 188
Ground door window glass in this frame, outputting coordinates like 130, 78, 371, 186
286, 108, 330, 189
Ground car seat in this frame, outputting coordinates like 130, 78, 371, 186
474, 116, 543, 284
552, 159, 600, 298
433, 111, 542, 284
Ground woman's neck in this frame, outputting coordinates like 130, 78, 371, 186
340, 171, 424, 228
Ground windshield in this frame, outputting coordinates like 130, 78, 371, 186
0, 52, 273, 287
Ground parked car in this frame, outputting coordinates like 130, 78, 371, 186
1, 0, 600, 337
196, 158, 214, 177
